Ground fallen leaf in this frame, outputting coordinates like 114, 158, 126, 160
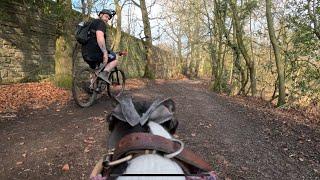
84, 138, 96, 144
88, 137, 95, 140
84, 147, 90, 153
62, 164, 70, 171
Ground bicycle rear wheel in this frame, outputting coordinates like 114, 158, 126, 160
72, 67, 97, 107
107, 69, 126, 98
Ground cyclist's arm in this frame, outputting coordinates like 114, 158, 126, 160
96, 30, 108, 63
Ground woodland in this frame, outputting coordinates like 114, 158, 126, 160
66, 0, 320, 110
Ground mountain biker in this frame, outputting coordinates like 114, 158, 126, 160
81, 9, 117, 84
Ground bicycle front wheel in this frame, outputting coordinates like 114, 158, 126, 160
107, 69, 126, 98
72, 67, 97, 107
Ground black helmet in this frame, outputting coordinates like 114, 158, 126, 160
98, 9, 116, 19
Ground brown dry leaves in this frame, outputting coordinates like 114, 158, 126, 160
0, 82, 71, 113
223, 95, 320, 127
125, 78, 148, 90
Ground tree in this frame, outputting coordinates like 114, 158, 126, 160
112, 0, 124, 51
229, 0, 257, 96
265, 0, 286, 106
206, 0, 227, 92
285, 0, 320, 107
132, 0, 155, 79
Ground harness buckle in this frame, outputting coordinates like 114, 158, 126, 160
102, 149, 115, 168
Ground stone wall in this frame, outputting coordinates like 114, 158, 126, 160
0, 0, 58, 84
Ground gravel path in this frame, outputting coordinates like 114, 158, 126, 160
1, 79, 319, 179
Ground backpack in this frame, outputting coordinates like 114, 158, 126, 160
75, 21, 94, 45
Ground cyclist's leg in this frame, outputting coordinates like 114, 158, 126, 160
97, 51, 118, 83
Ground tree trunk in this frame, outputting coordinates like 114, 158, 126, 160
177, 36, 183, 70
229, 0, 257, 96
232, 23, 246, 95
139, 0, 155, 79
55, 0, 73, 88
112, 0, 122, 51
266, 0, 286, 106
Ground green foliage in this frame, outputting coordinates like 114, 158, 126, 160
285, 0, 320, 107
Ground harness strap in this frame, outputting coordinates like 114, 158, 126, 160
112, 132, 213, 173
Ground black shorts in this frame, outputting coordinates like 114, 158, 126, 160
83, 50, 116, 69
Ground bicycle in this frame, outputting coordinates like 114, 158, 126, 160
72, 51, 127, 108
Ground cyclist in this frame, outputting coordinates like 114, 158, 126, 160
81, 9, 117, 85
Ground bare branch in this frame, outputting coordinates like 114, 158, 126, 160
131, 0, 141, 8
121, 0, 131, 9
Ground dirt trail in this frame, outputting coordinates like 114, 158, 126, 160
1, 79, 319, 180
